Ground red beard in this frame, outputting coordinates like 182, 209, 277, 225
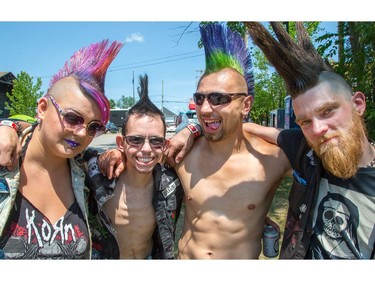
310, 110, 366, 179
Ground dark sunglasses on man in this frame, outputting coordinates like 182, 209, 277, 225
123, 135, 166, 149
193, 92, 247, 106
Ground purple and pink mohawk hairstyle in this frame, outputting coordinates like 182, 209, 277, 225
48, 39, 123, 124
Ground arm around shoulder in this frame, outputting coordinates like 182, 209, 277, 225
243, 122, 281, 145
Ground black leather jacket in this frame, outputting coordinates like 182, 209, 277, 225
277, 129, 322, 259
83, 149, 184, 259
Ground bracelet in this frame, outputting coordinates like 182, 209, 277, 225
187, 123, 202, 138
0, 120, 21, 136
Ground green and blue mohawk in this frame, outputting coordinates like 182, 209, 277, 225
200, 23, 255, 97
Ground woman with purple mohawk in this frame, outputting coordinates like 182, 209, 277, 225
0, 39, 123, 259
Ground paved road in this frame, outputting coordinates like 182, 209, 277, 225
89, 131, 175, 153
88, 132, 118, 153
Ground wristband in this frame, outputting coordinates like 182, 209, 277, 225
187, 123, 202, 138
0, 120, 21, 136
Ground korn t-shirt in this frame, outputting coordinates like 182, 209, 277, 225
0, 191, 89, 259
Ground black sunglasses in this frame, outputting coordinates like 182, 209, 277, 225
193, 92, 247, 106
124, 135, 166, 149
47, 95, 105, 138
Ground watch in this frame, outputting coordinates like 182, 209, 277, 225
0, 120, 21, 136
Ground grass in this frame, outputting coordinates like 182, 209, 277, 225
174, 177, 291, 259
259, 176, 291, 259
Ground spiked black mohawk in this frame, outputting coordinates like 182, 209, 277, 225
122, 74, 166, 135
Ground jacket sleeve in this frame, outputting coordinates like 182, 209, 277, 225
277, 129, 305, 170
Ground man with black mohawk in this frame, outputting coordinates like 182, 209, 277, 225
84, 74, 184, 259
244, 22, 375, 259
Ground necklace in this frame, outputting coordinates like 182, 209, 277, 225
367, 142, 375, 168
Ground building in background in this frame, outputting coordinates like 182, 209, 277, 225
110, 106, 177, 132
0, 72, 15, 118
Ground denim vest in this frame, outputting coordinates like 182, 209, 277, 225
0, 158, 92, 259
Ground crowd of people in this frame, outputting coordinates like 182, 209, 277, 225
0, 22, 373, 260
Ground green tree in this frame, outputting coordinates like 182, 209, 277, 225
116, 95, 135, 109
316, 22, 375, 139
249, 22, 320, 125
5, 71, 44, 117
250, 46, 287, 124
109, 98, 117, 109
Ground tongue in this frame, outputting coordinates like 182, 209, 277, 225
207, 121, 220, 130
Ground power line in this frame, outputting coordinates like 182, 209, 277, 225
108, 54, 203, 72
39, 51, 204, 78
110, 51, 202, 69
151, 98, 188, 103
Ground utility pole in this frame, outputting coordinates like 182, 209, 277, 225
161, 80, 164, 113
195, 70, 204, 86
132, 71, 135, 102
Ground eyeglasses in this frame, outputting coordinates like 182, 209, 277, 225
193, 92, 247, 106
123, 135, 166, 149
47, 95, 105, 138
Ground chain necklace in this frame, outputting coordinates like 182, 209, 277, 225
367, 142, 375, 168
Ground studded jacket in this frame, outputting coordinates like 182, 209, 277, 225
84, 150, 184, 259
277, 129, 323, 259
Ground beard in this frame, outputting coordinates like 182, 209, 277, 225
309, 110, 366, 179
204, 129, 224, 142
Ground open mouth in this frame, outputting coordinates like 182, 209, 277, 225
203, 119, 221, 131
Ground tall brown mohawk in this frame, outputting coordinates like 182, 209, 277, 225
245, 22, 332, 98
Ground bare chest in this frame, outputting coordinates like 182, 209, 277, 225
103, 181, 156, 232
179, 150, 283, 213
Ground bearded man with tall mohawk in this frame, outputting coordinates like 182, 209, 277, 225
0, 39, 123, 259
244, 22, 375, 259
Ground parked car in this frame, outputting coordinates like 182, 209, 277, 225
166, 122, 176, 133
105, 121, 119, 134
175, 110, 197, 127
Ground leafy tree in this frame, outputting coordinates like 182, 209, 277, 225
116, 95, 135, 109
316, 22, 375, 139
109, 98, 117, 109
5, 71, 43, 117
249, 22, 320, 125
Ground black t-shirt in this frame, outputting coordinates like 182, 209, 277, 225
0, 191, 89, 259
309, 167, 375, 259
278, 129, 375, 259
